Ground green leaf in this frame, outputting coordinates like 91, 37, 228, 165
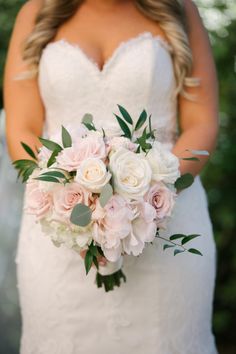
163, 244, 175, 251
188, 248, 203, 256
93, 256, 99, 270
13, 159, 37, 167
82, 113, 93, 125
70, 203, 92, 227
61, 126, 72, 148
181, 157, 200, 162
181, 234, 201, 245
40, 171, 67, 179
148, 114, 155, 139
97, 247, 104, 257
85, 251, 93, 275
174, 249, 185, 256
99, 183, 113, 207
170, 234, 186, 241
22, 165, 36, 182
39, 137, 62, 152
114, 114, 131, 139
135, 109, 147, 131
175, 173, 194, 190
82, 122, 96, 131
47, 150, 59, 168
136, 126, 152, 152
35, 176, 60, 183
89, 243, 98, 257
117, 104, 133, 124
21, 142, 37, 160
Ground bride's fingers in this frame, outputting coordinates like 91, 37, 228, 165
80, 250, 107, 266
98, 256, 107, 266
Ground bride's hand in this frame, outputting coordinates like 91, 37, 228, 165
79, 250, 107, 267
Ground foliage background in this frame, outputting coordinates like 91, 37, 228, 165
0, 1, 235, 353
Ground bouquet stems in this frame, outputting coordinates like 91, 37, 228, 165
96, 269, 126, 292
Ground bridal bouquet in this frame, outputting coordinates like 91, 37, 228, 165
13, 105, 204, 291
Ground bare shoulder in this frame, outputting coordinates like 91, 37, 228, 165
14, 0, 43, 34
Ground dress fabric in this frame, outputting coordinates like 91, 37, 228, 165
15, 31, 218, 354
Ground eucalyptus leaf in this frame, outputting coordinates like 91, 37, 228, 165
61, 126, 72, 148
21, 142, 37, 160
99, 183, 113, 207
181, 234, 201, 245
117, 104, 133, 124
135, 109, 147, 131
82, 113, 93, 125
175, 173, 194, 190
70, 203, 92, 227
114, 114, 131, 138
188, 248, 203, 256
39, 137, 62, 152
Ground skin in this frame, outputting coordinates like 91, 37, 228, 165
3, 0, 219, 264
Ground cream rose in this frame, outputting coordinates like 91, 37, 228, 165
109, 147, 152, 200
146, 141, 180, 184
75, 158, 111, 193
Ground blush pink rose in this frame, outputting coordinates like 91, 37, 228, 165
56, 131, 107, 171
56, 143, 85, 172
92, 195, 133, 261
25, 181, 53, 220
144, 182, 176, 221
53, 182, 94, 220
106, 136, 138, 155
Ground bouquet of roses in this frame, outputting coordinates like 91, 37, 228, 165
13, 105, 204, 291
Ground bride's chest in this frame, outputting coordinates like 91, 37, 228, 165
38, 32, 176, 105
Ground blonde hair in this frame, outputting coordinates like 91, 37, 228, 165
21, 0, 200, 98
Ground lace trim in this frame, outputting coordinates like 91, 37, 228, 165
43, 31, 173, 75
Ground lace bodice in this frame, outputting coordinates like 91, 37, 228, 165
38, 31, 177, 144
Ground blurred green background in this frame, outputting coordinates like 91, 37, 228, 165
0, 1, 235, 353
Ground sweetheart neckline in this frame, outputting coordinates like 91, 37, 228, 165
43, 31, 173, 75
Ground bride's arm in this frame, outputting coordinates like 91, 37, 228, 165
3, 0, 44, 161
172, 0, 219, 176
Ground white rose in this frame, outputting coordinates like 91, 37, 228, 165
75, 158, 111, 193
109, 147, 152, 200
146, 141, 180, 184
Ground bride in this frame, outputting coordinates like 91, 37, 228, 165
4, 0, 219, 353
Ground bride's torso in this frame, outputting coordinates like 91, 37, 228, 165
38, 31, 178, 146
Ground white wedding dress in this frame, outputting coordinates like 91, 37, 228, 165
16, 31, 218, 354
